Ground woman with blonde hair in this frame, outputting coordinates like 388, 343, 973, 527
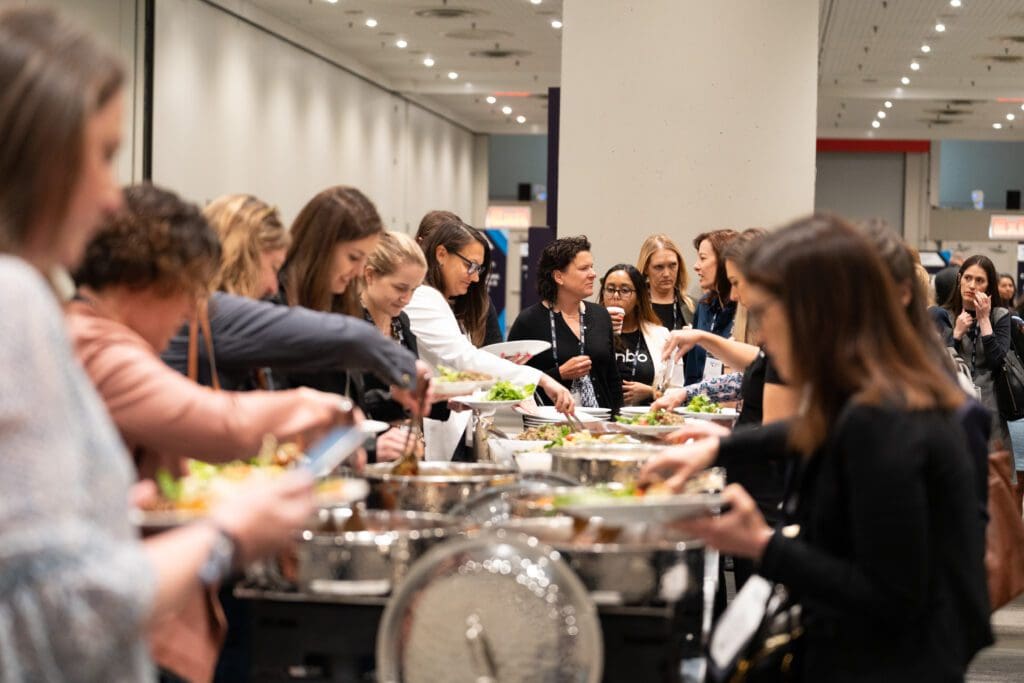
637, 234, 695, 330
205, 193, 289, 300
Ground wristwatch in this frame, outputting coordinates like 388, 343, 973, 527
198, 524, 240, 587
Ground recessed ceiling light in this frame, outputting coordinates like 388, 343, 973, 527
1020, 104, 1024, 111
994, 122, 1003, 129
950, 0, 962, 7
901, 76, 910, 85
921, 44, 931, 53
423, 57, 435, 67
935, 22, 946, 32
502, 105, 513, 115
325, 0, 338, 4
486, 96, 496, 104
516, 115, 526, 124
447, 71, 459, 80
396, 39, 408, 48
551, 19, 563, 29
872, 120, 881, 128
884, 100, 893, 108
1008, 113, 1017, 121
910, 61, 920, 71
877, 111, 886, 119
365, 18, 378, 28
531, 0, 542, 4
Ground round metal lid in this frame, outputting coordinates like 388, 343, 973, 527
376, 531, 603, 683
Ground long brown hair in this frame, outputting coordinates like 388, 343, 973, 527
942, 254, 1000, 318
416, 210, 461, 245
693, 229, 739, 306
636, 234, 693, 312
598, 263, 661, 330
744, 214, 963, 455
0, 7, 124, 253
422, 219, 491, 345
283, 186, 383, 315
205, 194, 289, 299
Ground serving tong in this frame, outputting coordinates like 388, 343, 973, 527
390, 379, 430, 476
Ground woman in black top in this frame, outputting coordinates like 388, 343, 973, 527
598, 263, 670, 406
642, 215, 991, 681
508, 236, 623, 411
637, 234, 695, 330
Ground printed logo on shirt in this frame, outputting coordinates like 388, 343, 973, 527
615, 349, 650, 365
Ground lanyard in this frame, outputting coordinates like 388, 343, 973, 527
628, 332, 642, 379
672, 296, 680, 330
364, 308, 405, 346
549, 304, 586, 367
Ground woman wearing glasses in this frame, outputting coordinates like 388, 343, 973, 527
508, 236, 624, 412
598, 264, 670, 406
406, 220, 574, 459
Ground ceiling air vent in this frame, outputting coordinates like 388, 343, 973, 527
990, 35, 1024, 44
922, 108, 972, 116
414, 8, 486, 19
531, 93, 549, 100
445, 28, 512, 40
973, 54, 1024, 63
917, 118, 959, 125
947, 99, 981, 105
469, 49, 531, 59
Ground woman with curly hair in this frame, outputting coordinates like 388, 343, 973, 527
508, 235, 623, 411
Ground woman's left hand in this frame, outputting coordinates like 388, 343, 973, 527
375, 427, 422, 462
674, 484, 774, 560
975, 291, 992, 319
622, 381, 653, 404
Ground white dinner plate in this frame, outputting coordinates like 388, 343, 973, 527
433, 379, 495, 398
452, 392, 529, 411
673, 407, 739, 422
558, 492, 725, 525
617, 423, 687, 437
618, 406, 651, 416
480, 340, 551, 362
360, 419, 391, 435
518, 406, 606, 424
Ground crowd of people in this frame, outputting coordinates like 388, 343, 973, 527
0, 6, 1009, 682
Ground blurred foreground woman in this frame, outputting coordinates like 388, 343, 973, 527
642, 215, 991, 681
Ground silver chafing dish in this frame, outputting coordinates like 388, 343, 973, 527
248, 507, 461, 597
548, 442, 670, 485
360, 461, 518, 513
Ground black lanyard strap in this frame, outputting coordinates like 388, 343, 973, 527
549, 304, 586, 367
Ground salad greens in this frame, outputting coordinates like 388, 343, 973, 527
485, 380, 535, 401
614, 410, 683, 426
685, 395, 722, 413
552, 483, 639, 507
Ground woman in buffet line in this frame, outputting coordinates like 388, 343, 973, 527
508, 235, 623, 412
159, 192, 424, 406
642, 215, 992, 681
932, 254, 1012, 448
405, 219, 574, 459
683, 229, 739, 386
636, 233, 695, 330
597, 263, 669, 406
67, 184, 361, 682
0, 8, 319, 681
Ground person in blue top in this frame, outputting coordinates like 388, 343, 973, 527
683, 229, 739, 385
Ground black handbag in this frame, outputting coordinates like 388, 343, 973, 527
707, 579, 804, 683
994, 313, 1024, 421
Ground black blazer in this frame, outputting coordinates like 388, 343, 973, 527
507, 301, 623, 411
717, 404, 992, 681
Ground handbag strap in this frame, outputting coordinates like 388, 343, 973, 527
187, 298, 221, 391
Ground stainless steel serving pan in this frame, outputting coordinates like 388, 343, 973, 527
548, 443, 670, 485
360, 461, 518, 513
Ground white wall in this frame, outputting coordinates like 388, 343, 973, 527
558, 0, 818, 278
152, 0, 479, 229
814, 152, 905, 231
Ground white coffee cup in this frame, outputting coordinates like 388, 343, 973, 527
606, 306, 625, 334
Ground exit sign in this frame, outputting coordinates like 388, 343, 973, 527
989, 215, 1024, 240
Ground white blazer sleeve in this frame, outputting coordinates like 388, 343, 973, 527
406, 286, 542, 387
642, 323, 671, 378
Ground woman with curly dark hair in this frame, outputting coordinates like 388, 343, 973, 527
508, 235, 623, 411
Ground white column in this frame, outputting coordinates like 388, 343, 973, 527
558, 0, 818, 280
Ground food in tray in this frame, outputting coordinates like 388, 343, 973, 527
484, 380, 536, 402
254, 434, 305, 467
614, 409, 686, 426
517, 424, 574, 442
548, 430, 637, 448
436, 365, 493, 383
684, 395, 722, 414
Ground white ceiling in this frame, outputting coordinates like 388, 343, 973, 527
245, 0, 1024, 140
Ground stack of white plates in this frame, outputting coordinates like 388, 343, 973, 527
518, 405, 610, 428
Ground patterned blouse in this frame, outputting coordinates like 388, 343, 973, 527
0, 257, 155, 682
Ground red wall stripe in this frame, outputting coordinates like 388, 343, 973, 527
816, 138, 931, 154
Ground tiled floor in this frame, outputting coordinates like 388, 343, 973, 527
967, 595, 1024, 682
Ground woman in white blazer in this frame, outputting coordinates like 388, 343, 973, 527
405, 219, 574, 459
599, 264, 672, 406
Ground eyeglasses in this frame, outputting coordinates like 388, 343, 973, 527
452, 251, 487, 276
603, 286, 636, 297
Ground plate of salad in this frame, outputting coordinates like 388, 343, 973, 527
432, 365, 496, 398
452, 381, 537, 410
614, 409, 689, 436
673, 395, 739, 422
552, 482, 725, 525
